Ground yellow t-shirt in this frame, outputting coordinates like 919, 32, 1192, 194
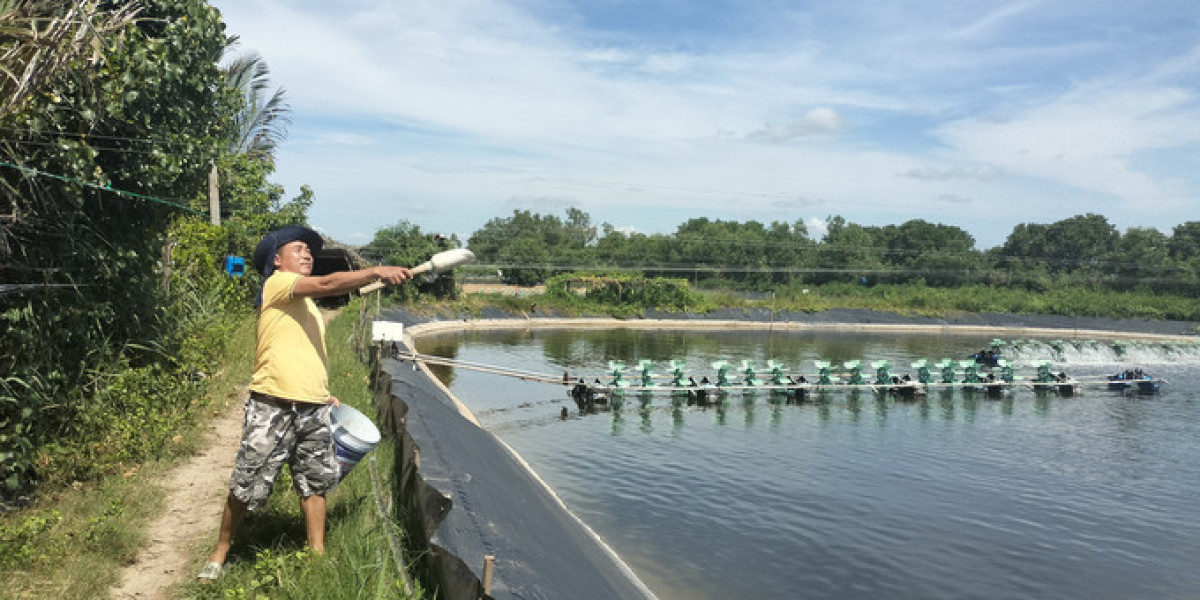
249, 271, 329, 403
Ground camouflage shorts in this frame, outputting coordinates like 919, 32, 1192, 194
229, 394, 339, 511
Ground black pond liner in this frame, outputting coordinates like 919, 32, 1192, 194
371, 344, 657, 600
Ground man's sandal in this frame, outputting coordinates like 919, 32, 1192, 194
196, 562, 223, 581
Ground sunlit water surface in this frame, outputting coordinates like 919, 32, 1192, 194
411, 329, 1200, 600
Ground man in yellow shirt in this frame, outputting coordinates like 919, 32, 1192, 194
198, 225, 410, 581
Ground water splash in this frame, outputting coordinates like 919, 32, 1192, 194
1003, 339, 1200, 366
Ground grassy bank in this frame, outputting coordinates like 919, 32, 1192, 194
182, 302, 425, 600
0, 315, 257, 600
768, 282, 1200, 321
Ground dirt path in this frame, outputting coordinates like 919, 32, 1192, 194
109, 392, 243, 599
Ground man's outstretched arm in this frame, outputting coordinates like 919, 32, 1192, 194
292, 266, 411, 299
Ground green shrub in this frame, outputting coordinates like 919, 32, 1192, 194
0, 509, 63, 568
546, 272, 702, 312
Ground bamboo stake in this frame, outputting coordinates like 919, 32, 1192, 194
482, 555, 495, 594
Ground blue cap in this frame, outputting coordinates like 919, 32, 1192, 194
252, 225, 323, 279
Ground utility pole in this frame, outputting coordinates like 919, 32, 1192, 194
208, 161, 220, 225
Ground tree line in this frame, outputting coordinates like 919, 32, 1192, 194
362, 209, 1200, 295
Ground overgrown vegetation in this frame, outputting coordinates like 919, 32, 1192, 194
0, 0, 309, 501
0, 312, 257, 599
545, 271, 703, 316
1, 0, 223, 498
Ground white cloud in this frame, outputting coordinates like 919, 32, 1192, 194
934, 82, 1200, 208
502, 196, 581, 214
312, 132, 377, 147
903, 165, 1004, 181
769, 195, 826, 209
950, 0, 1047, 40
935, 194, 973, 205
805, 217, 829, 241
749, 108, 845, 142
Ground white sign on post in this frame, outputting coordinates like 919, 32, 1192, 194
371, 320, 404, 342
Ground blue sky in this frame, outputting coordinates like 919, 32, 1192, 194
210, 0, 1200, 249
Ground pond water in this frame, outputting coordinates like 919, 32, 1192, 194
412, 328, 1200, 600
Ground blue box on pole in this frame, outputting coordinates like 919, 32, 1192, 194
224, 256, 246, 277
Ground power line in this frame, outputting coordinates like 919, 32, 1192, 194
0, 160, 206, 217
469, 262, 1194, 279
0, 126, 194, 147
0, 283, 86, 296
0, 138, 173, 157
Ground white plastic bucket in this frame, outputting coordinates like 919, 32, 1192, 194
330, 404, 381, 480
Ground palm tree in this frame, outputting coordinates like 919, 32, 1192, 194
207, 44, 292, 223
221, 44, 291, 163
0, 0, 140, 118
